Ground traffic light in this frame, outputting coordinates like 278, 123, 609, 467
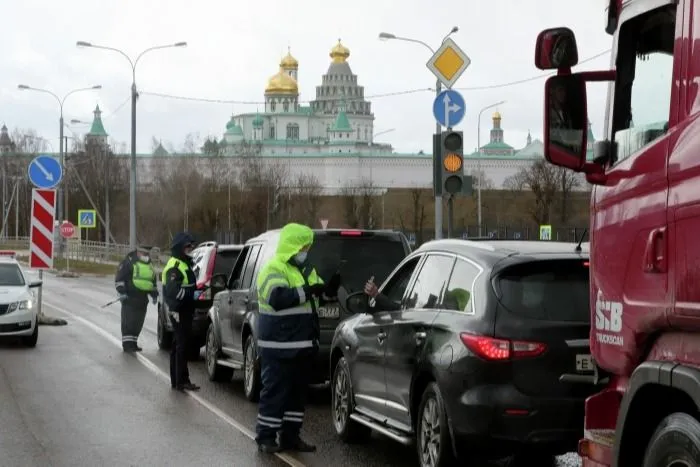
440, 131, 464, 195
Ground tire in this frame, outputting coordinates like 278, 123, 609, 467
21, 323, 38, 348
331, 356, 371, 443
205, 323, 233, 382
242, 335, 261, 402
156, 305, 172, 350
643, 412, 700, 467
416, 382, 456, 467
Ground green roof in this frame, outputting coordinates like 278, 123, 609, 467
88, 105, 108, 137
331, 110, 351, 131
480, 141, 513, 151
252, 113, 264, 127
225, 116, 244, 136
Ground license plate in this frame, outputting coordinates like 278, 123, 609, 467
317, 306, 339, 319
576, 354, 594, 372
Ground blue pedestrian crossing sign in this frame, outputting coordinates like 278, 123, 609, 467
78, 209, 97, 229
28, 155, 63, 189
433, 89, 465, 128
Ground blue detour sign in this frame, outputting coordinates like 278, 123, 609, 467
433, 89, 465, 128
28, 155, 63, 189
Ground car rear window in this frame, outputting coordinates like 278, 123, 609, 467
214, 249, 242, 277
307, 234, 407, 293
496, 259, 590, 322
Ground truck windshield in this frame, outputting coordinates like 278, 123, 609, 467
612, 4, 676, 163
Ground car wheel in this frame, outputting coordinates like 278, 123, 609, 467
156, 305, 172, 350
205, 323, 233, 382
242, 335, 261, 402
21, 323, 38, 348
332, 356, 371, 443
416, 382, 456, 467
643, 412, 700, 466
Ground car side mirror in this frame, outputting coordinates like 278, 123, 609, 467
28, 280, 42, 288
345, 291, 370, 314
210, 274, 227, 290
535, 27, 579, 70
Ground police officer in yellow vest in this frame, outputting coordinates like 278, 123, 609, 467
115, 245, 158, 352
162, 232, 201, 392
255, 223, 341, 454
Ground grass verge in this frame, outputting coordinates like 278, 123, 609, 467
17, 255, 116, 276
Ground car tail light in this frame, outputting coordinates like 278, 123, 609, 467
460, 333, 547, 361
583, 261, 590, 267
0, 250, 16, 258
196, 250, 217, 289
340, 230, 362, 236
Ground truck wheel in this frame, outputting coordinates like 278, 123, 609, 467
242, 335, 261, 402
22, 323, 38, 348
157, 306, 172, 350
643, 412, 700, 467
205, 323, 233, 382
416, 383, 456, 467
332, 356, 371, 443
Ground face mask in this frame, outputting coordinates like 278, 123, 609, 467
294, 252, 308, 265
138, 255, 150, 263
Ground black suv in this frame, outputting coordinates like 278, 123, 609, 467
204, 228, 411, 401
157, 242, 243, 358
330, 240, 597, 467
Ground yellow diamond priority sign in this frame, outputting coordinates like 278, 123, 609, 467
426, 38, 471, 89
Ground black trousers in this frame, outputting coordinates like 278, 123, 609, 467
121, 301, 147, 349
255, 354, 312, 444
169, 311, 193, 387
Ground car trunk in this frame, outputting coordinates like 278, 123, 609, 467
307, 231, 408, 333
493, 258, 596, 399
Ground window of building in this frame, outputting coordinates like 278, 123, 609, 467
286, 123, 299, 140
270, 101, 276, 112
283, 100, 289, 112
269, 126, 276, 139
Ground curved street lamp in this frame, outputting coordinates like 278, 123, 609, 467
377, 27, 458, 240
76, 40, 187, 248
17, 84, 101, 220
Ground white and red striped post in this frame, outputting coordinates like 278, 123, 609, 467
29, 189, 56, 317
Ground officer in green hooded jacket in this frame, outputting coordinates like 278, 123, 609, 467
254, 223, 340, 454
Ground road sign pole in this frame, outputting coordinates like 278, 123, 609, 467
434, 79, 443, 240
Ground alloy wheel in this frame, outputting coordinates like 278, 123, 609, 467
419, 397, 441, 467
333, 366, 349, 432
244, 341, 255, 395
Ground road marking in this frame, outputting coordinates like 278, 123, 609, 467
43, 300, 307, 467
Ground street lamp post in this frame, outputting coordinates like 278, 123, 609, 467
476, 100, 505, 237
378, 27, 458, 240
76, 40, 187, 249
17, 84, 102, 222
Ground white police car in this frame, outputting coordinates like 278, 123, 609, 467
0, 251, 42, 347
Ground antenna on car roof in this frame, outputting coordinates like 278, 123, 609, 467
575, 228, 588, 253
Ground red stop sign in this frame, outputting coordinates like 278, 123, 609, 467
60, 221, 75, 238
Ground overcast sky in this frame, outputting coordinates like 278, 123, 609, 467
1, 0, 613, 155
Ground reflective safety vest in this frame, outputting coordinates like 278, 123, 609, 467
256, 258, 323, 359
132, 260, 156, 292
161, 257, 191, 285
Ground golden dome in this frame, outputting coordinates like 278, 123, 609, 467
265, 67, 299, 95
280, 47, 298, 69
330, 39, 350, 63
493, 111, 502, 119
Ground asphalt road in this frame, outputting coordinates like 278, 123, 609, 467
6, 271, 581, 467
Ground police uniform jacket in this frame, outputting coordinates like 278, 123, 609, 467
115, 251, 157, 307
163, 254, 196, 315
256, 223, 325, 359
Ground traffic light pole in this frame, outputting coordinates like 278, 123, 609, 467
434, 79, 443, 240
446, 194, 454, 239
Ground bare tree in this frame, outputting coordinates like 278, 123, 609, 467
468, 169, 494, 190
504, 160, 558, 225
339, 184, 361, 228
556, 167, 581, 223
339, 178, 377, 229
292, 173, 324, 226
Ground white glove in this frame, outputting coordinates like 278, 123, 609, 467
168, 311, 179, 323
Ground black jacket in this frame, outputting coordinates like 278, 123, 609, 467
115, 251, 156, 307
372, 293, 401, 312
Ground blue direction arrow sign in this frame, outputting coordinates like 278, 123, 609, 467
28, 155, 62, 189
433, 89, 465, 128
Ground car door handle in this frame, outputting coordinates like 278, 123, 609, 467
415, 331, 427, 345
377, 331, 387, 344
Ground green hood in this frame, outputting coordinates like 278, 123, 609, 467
276, 223, 314, 262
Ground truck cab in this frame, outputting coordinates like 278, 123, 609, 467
535, 0, 700, 465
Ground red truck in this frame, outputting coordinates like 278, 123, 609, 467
535, 0, 700, 465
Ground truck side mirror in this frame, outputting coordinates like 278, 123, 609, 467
535, 27, 579, 70
544, 74, 589, 171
